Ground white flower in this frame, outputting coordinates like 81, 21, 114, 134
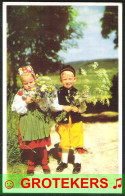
41, 76, 51, 81
40, 85, 47, 92
81, 68, 87, 76
89, 62, 99, 70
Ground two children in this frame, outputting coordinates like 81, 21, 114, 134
11, 64, 86, 174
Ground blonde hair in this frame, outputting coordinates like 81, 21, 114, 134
60, 70, 74, 80
20, 72, 35, 82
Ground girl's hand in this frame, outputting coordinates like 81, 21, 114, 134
34, 99, 40, 104
25, 96, 33, 104
63, 106, 72, 112
71, 106, 79, 112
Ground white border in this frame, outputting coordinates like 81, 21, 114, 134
3, 2, 7, 175
118, 3, 122, 174
2, 0, 123, 189
3, 2, 121, 6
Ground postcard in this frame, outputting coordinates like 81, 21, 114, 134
2, 1, 123, 194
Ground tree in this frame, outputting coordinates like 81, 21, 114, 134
100, 6, 118, 48
7, 6, 85, 91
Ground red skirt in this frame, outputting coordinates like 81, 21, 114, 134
18, 123, 51, 150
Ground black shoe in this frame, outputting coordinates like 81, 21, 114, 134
27, 165, 35, 175
43, 169, 51, 174
72, 163, 81, 174
27, 170, 34, 175
56, 162, 67, 172
42, 165, 51, 174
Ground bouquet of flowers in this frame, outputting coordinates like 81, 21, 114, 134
18, 74, 57, 111
55, 91, 87, 123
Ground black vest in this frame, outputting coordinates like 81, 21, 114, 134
56, 86, 83, 123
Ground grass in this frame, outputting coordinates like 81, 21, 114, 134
7, 163, 27, 174
50, 69, 117, 92
49, 59, 118, 91
15, 59, 118, 90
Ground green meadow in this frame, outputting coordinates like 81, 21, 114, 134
15, 58, 118, 91
50, 59, 118, 91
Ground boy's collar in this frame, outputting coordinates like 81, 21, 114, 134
62, 86, 75, 90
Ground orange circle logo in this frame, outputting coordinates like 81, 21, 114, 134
5, 180, 14, 189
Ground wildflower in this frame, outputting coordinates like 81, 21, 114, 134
40, 85, 47, 92
89, 62, 99, 70
18, 91, 23, 96
23, 97, 27, 101
81, 68, 87, 76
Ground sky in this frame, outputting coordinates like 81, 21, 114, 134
58, 6, 118, 63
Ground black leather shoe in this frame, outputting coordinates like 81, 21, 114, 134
27, 170, 34, 175
56, 162, 67, 172
43, 169, 51, 174
72, 163, 81, 174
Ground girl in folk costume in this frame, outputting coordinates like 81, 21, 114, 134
11, 65, 61, 174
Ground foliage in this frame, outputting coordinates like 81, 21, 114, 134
100, 6, 118, 48
70, 59, 118, 72
51, 61, 116, 107
7, 94, 21, 165
7, 6, 85, 90
109, 73, 118, 111
55, 111, 67, 123
77, 62, 113, 106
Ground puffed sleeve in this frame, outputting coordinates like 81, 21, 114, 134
11, 94, 28, 114
37, 94, 63, 112
49, 92, 63, 112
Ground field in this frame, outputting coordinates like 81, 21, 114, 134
48, 59, 118, 91
7, 58, 119, 174
15, 58, 118, 91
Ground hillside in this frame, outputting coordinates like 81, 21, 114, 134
66, 58, 118, 71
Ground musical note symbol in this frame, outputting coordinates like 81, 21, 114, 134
113, 178, 122, 189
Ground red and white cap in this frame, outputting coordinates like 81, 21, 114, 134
18, 65, 35, 76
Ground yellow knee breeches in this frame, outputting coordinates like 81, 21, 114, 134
56, 117, 84, 149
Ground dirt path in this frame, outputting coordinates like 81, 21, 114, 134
35, 114, 119, 174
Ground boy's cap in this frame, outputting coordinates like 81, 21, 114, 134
60, 65, 75, 76
18, 65, 35, 76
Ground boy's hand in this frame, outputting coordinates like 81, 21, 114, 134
25, 96, 33, 104
71, 106, 79, 113
63, 106, 72, 112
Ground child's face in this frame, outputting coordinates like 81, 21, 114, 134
60, 71, 76, 89
22, 74, 35, 91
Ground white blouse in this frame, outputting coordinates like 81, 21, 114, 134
11, 91, 86, 115
11, 92, 63, 115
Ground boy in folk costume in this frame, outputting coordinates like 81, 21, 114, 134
55, 65, 86, 174
11, 65, 59, 174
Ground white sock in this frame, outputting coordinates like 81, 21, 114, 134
62, 149, 69, 164
74, 151, 81, 164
